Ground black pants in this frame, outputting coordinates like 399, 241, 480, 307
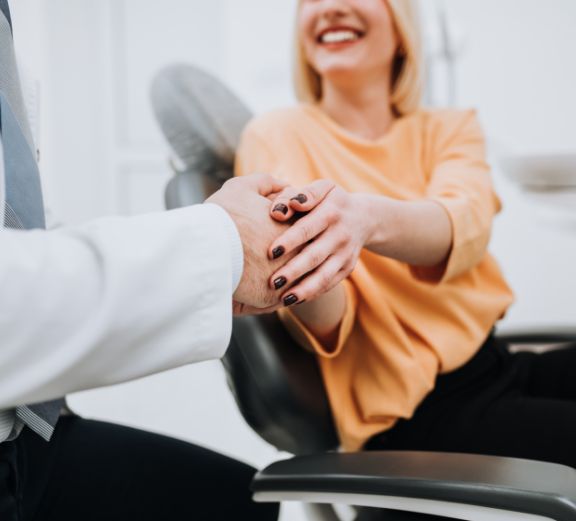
356, 337, 576, 521
0, 417, 279, 521
365, 335, 576, 469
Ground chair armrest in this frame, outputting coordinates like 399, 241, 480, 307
495, 326, 576, 345
253, 451, 576, 521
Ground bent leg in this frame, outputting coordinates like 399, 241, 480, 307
397, 393, 576, 469
517, 343, 576, 400
18, 417, 279, 521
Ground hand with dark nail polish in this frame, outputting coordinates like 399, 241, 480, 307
273, 203, 288, 215
272, 246, 285, 259
205, 173, 296, 314
291, 193, 308, 204
283, 294, 299, 306
273, 276, 287, 290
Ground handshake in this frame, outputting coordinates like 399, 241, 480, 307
207, 173, 368, 316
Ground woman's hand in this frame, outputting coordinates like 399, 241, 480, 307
268, 181, 371, 306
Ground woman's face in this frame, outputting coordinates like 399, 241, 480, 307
298, 0, 399, 86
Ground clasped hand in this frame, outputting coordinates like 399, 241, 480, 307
207, 173, 370, 316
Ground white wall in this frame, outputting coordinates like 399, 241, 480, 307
8, 2, 576, 519
441, 0, 576, 329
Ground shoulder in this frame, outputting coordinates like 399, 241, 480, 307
418, 108, 485, 147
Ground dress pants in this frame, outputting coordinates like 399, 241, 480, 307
0, 416, 279, 521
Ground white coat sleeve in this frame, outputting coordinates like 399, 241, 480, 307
0, 203, 243, 409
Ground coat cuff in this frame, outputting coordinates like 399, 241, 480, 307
203, 203, 244, 292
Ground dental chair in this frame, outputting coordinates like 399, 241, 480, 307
151, 64, 576, 521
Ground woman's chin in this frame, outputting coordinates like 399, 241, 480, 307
319, 66, 368, 88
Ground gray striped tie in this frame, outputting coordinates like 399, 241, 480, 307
1, 0, 64, 441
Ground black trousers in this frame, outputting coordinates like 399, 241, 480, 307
0, 417, 279, 521
356, 337, 576, 521
365, 335, 576, 469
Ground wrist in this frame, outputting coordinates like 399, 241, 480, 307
353, 193, 383, 248
360, 194, 404, 253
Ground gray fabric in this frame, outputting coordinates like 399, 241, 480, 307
0, 7, 64, 442
0, 92, 64, 442
150, 64, 252, 183
0, 0, 11, 31
1, 93, 45, 228
0, 9, 34, 152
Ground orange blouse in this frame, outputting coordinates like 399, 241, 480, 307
235, 104, 514, 451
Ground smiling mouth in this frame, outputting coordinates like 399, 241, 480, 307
317, 29, 364, 45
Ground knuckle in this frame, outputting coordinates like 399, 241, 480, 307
335, 231, 350, 248
316, 271, 332, 290
309, 250, 323, 268
324, 206, 340, 225
299, 223, 313, 243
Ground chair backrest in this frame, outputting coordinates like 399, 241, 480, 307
150, 63, 252, 183
225, 315, 339, 455
152, 64, 339, 455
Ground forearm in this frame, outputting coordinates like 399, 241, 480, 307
359, 194, 453, 267
0, 205, 234, 408
290, 283, 346, 349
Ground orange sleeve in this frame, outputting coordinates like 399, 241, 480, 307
278, 279, 358, 359
412, 110, 501, 283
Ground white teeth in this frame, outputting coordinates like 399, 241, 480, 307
320, 30, 360, 44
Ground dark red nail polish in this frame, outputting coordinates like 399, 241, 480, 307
290, 193, 308, 204
272, 246, 285, 259
273, 203, 288, 215
283, 294, 298, 306
273, 276, 287, 290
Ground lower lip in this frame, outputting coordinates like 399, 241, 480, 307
319, 39, 361, 51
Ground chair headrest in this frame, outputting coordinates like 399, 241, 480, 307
150, 64, 253, 182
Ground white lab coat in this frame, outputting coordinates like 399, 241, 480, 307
0, 138, 243, 409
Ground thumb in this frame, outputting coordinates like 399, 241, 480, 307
288, 179, 336, 212
244, 173, 288, 198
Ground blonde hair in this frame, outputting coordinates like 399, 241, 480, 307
293, 0, 424, 116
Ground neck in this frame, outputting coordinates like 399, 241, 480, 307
320, 75, 396, 140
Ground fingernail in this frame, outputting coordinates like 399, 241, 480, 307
290, 194, 308, 204
273, 276, 287, 290
283, 294, 298, 307
272, 246, 285, 259
273, 203, 288, 215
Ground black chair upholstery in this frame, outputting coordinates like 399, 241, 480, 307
224, 314, 338, 456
